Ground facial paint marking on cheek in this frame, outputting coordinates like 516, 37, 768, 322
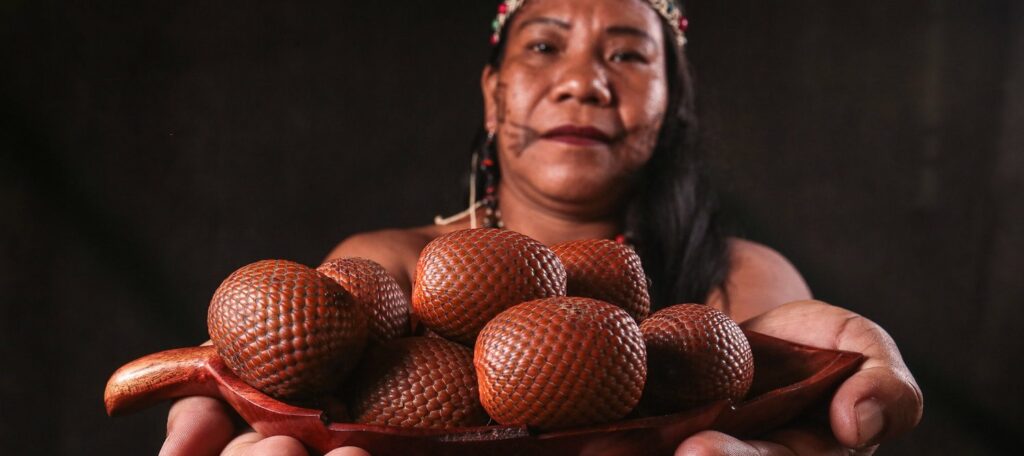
619, 121, 662, 168
503, 121, 541, 158
494, 81, 540, 159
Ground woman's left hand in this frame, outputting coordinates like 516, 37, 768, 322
676, 300, 924, 455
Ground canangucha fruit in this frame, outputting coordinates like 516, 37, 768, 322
347, 337, 488, 429
640, 304, 753, 412
318, 257, 410, 343
474, 297, 647, 430
207, 259, 368, 400
412, 228, 566, 345
551, 238, 650, 322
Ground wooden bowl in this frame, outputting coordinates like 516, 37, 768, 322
104, 330, 862, 455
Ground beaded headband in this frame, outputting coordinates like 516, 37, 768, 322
490, 0, 689, 47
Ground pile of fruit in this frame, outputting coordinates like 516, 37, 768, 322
206, 228, 754, 431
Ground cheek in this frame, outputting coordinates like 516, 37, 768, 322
623, 75, 668, 132
620, 123, 659, 170
497, 65, 548, 123
620, 76, 667, 166
495, 68, 548, 158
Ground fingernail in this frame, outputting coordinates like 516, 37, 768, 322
855, 398, 885, 447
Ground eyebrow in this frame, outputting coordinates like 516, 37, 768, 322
517, 18, 655, 44
606, 25, 655, 44
517, 16, 571, 31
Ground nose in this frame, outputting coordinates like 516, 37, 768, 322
551, 57, 613, 106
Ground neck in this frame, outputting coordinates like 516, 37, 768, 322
496, 182, 624, 246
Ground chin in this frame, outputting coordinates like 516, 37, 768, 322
510, 143, 640, 205
533, 169, 624, 205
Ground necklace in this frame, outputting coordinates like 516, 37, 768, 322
432, 201, 503, 228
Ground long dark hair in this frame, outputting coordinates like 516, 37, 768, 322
472, 4, 730, 310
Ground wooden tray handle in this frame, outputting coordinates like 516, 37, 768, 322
104, 345, 222, 416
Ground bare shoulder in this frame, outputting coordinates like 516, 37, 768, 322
708, 238, 813, 323
324, 226, 436, 263
323, 225, 443, 294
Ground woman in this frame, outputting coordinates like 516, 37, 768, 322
161, 0, 923, 454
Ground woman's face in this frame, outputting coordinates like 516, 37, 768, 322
483, 0, 668, 212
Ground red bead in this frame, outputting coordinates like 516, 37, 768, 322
482, 158, 494, 167
486, 186, 495, 194
615, 234, 626, 244
679, 17, 689, 31
490, 34, 500, 45
498, 3, 508, 14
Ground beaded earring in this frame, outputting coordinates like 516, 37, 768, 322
433, 130, 502, 229
480, 131, 503, 228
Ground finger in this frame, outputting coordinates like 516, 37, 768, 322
221, 431, 263, 454
677, 427, 866, 456
222, 432, 308, 456
762, 423, 861, 456
676, 430, 794, 456
160, 397, 236, 456
676, 430, 792, 456
325, 447, 372, 456
828, 318, 923, 448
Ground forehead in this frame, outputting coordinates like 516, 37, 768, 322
511, 0, 664, 36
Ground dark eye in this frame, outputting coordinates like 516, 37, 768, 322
610, 51, 646, 63
529, 42, 557, 54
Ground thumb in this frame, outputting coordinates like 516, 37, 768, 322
827, 317, 923, 448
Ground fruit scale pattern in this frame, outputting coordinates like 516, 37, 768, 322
474, 297, 647, 429
205, 228, 754, 432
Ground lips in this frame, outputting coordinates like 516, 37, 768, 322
541, 125, 613, 146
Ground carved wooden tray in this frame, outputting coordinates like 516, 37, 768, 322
105, 330, 862, 455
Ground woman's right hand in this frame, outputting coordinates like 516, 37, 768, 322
160, 396, 371, 456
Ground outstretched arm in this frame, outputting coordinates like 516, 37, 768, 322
685, 240, 923, 455
678, 300, 923, 455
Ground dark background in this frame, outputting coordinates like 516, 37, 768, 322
2, 0, 1021, 454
